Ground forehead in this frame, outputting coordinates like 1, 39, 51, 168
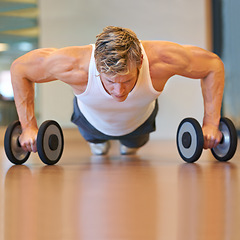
101, 68, 138, 82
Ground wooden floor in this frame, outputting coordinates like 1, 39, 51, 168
0, 128, 240, 240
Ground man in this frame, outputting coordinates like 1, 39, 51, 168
10, 26, 224, 155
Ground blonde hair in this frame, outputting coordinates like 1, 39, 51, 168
94, 26, 142, 75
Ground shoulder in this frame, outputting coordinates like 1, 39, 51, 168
141, 41, 223, 82
47, 45, 92, 59
141, 41, 198, 80
11, 45, 93, 82
141, 40, 191, 68
140, 41, 193, 90
44, 45, 93, 70
10, 48, 58, 81
13, 45, 92, 69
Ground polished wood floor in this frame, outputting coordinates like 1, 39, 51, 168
0, 128, 240, 240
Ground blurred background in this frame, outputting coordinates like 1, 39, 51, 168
0, 0, 239, 139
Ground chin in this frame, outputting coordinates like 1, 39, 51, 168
113, 95, 128, 102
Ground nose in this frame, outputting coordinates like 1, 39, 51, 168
114, 83, 125, 96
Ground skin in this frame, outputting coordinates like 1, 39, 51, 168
10, 41, 224, 152
100, 69, 139, 102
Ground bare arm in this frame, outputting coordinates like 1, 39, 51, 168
10, 48, 58, 152
179, 45, 224, 149
179, 45, 224, 126
10, 46, 91, 152
146, 41, 224, 149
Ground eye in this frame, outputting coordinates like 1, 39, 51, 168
124, 79, 132, 84
107, 79, 114, 84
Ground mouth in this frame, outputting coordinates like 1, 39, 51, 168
115, 95, 125, 98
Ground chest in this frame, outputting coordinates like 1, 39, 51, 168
56, 68, 89, 95
149, 65, 170, 92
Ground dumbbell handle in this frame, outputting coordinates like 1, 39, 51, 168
219, 133, 224, 145
16, 136, 22, 148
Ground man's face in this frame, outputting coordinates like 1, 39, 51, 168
100, 68, 139, 102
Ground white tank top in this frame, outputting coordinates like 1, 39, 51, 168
74, 43, 162, 136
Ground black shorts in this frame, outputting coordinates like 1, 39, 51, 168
71, 97, 158, 148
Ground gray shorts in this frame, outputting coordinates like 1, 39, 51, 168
71, 97, 158, 148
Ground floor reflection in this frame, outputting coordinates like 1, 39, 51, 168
178, 162, 239, 240
4, 165, 65, 240
4, 165, 35, 240
78, 155, 159, 240
3, 156, 160, 240
2, 149, 240, 240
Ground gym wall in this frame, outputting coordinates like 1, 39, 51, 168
38, 0, 211, 140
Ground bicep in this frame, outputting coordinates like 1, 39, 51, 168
176, 46, 223, 79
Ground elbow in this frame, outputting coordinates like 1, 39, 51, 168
10, 58, 21, 76
207, 55, 225, 83
215, 57, 225, 82
10, 57, 26, 81
213, 53, 225, 73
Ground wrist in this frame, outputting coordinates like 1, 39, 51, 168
20, 117, 38, 130
202, 115, 220, 128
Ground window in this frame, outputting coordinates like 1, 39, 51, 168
0, 0, 39, 125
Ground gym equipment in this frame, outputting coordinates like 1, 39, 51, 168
4, 120, 64, 165
4, 121, 31, 165
176, 118, 204, 163
176, 117, 238, 163
37, 120, 64, 165
211, 118, 238, 161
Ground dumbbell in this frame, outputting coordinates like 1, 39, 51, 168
176, 117, 238, 163
4, 120, 64, 165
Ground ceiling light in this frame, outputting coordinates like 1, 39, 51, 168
18, 41, 34, 51
0, 43, 9, 52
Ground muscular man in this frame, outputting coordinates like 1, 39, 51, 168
10, 26, 224, 155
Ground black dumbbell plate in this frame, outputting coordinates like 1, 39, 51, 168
4, 121, 30, 165
211, 117, 238, 161
37, 120, 64, 165
177, 118, 204, 163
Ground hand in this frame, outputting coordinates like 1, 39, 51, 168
202, 124, 222, 149
19, 127, 38, 152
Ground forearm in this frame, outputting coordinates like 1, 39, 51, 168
201, 59, 225, 127
11, 67, 38, 130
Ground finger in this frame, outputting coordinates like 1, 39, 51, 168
209, 140, 215, 149
203, 135, 210, 149
204, 142, 211, 149
212, 133, 223, 149
20, 141, 29, 152
32, 142, 38, 153
25, 143, 33, 152
29, 138, 37, 153
204, 135, 215, 149
214, 135, 222, 147
212, 140, 219, 149
22, 145, 29, 152
23, 138, 37, 152
19, 137, 29, 152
